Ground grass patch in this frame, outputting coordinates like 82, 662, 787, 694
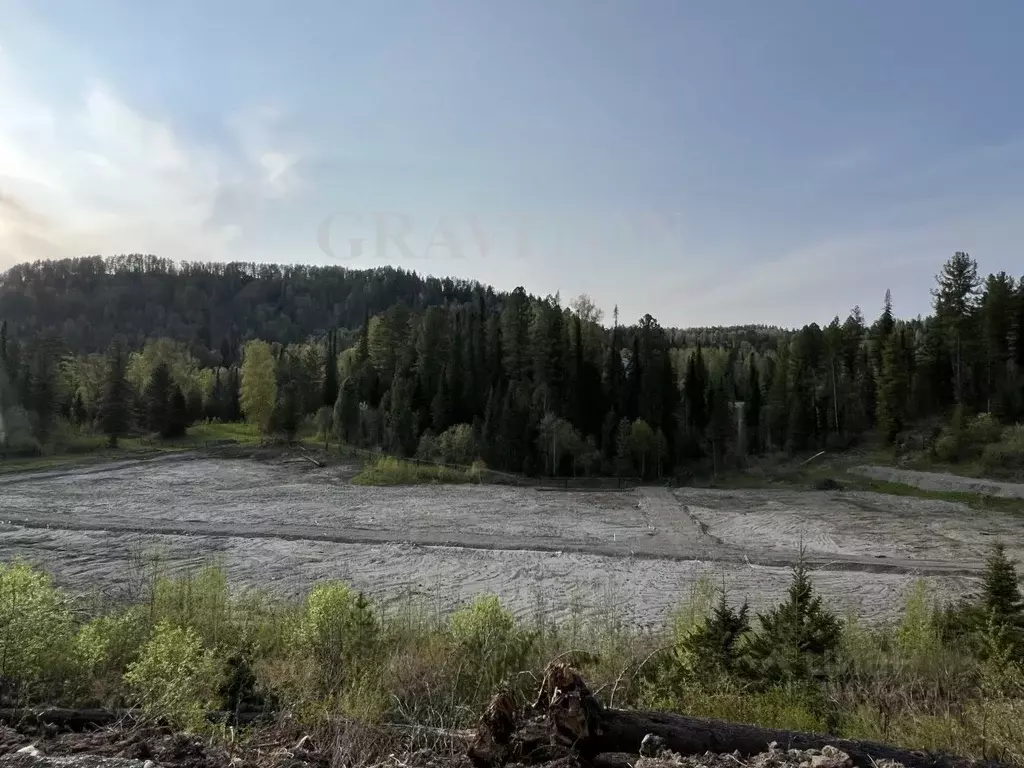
352, 456, 482, 485
0, 421, 266, 476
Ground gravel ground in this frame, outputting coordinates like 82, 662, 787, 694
0, 456, 1017, 625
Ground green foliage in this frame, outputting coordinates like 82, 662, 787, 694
747, 557, 842, 682
967, 412, 1004, 445
895, 580, 943, 669
296, 582, 380, 695
674, 595, 751, 683
151, 566, 235, 648
450, 595, 535, 696
124, 622, 226, 729
352, 456, 476, 485
982, 543, 1023, 638
0, 562, 75, 695
75, 606, 150, 701
98, 338, 131, 447
240, 340, 277, 434
980, 424, 1024, 475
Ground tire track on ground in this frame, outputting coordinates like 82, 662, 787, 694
0, 515, 983, 578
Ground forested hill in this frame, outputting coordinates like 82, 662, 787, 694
1, 251, 1023, 477
0, 255, 499, 354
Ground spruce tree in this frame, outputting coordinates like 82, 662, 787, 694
144, 362, 173, 435
166, 384, 189, 438
746, 357, 762, 454
334, 377, 361, 444
98, 338, 131, 447
71, 391, 88, 427
877, 330, 909, 443
323, 330, 339, 408
933, 252, 981, 405
748, 553, 841, 681
982, 542, 1023, 630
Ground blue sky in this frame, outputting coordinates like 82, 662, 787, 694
1, 1, 1021, 327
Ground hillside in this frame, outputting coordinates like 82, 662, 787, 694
1, 252, 1023, 479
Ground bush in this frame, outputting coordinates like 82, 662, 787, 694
933, 433, 961, 463
0, 562, 75, 697
151, 566, 235, 647
450, 595, 535, 699
75, 606, 150, 703
353, 456, 472, 485
124, 622, 225, 729
980, 425, 1024, 475
297, 582, 380, 695
967, 413, 1004, 446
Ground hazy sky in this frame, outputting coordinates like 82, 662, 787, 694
1, 1, 1022, 327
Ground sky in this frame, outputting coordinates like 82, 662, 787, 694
0, 0, 1022, 328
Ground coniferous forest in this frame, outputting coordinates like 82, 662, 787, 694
1, 251, 1023, 476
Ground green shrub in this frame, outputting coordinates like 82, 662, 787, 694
967, 413, 1004, 446
895, 581, 942, 668
353, 456, 471, 485
297, 582, 380, 694
124, 621, 225, 729
75, 606, 150, 703
0, 562, 75, 695
933, 433, 960, 463
980, 425, 1024, 475
150, 566, 235, 647
450, 595, 535, 699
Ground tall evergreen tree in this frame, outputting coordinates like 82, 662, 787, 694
933, 252, 981, 405
877, 329, 909, 443
144, 361, 173, 435
98, 338, 131, 447
323, 330, 340, 408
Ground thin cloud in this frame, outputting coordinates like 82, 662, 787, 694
0, 50, 302, 269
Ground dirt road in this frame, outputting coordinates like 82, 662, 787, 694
0, 457, 1012, 625
852, 465, 1024, 499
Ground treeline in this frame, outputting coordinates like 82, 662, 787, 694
1, 252, 1023, 475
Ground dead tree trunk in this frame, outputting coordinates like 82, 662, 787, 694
468, 664, 992, 768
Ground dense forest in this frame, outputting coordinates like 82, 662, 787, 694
1, 252, 1023, 477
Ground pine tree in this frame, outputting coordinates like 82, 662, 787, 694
323, 330, 339, 408
746, 356, 762, 454
933, 252, 981, 405
679, 595, 751, 680
98, 338, 131, 447
166, 384, 189, 438
144, 362, 173, 435
27, 336, 60, 445
982, 543, 1023, 630
877, 330, 909, 443
334, 377, 361, 444
748, 553, 842, 681
71, 391, 88, 428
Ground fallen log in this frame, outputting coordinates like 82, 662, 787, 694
0, 707, 274, 730
0, 708, 120, 729
468, 663, 994, 768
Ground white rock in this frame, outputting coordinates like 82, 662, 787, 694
17, 745, 42, 757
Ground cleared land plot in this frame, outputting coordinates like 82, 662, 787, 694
0, 457, 1016, 624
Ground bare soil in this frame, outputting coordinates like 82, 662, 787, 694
1, 456, 1018, 624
